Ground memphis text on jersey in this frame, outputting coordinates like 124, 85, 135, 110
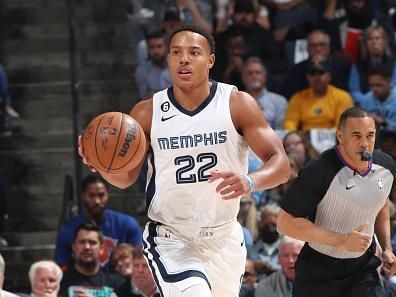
157, 131, 227, 150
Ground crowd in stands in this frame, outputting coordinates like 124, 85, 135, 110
1, 0, 396, 296
132, 0, 396, 295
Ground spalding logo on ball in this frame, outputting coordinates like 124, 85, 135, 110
82, 112, 146, 174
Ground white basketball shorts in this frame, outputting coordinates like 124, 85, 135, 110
142, 220, 247, 297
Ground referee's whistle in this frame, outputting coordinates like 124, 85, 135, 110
360, 150, 371, 161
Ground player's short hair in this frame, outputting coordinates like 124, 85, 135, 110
28, 260, 63, 284
168, 24, 215, 54
338, 107, 372, 129
74, 222, 103, 244
81, 174, 108, 192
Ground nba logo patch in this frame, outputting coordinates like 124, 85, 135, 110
378, 179, 384, 192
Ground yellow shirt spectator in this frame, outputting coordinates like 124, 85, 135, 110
283, 84, 354, 132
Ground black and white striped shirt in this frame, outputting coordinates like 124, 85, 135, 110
281, 147, 396, 259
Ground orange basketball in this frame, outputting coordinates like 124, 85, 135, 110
82, 112, 146, 174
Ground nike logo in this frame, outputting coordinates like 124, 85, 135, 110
161, 115, 177, 122
346, 185, 356, 190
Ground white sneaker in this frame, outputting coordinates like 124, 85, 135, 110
5, 105, 20, 118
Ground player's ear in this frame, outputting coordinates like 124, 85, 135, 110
209, 54, 215, 69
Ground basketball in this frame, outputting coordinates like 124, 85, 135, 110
82, 112, 146, 174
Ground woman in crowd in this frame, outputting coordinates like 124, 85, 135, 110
282, 130, 319, 165
349, 24, 396, 103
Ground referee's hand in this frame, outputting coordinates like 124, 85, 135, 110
339, 224, 371, 252
382, 250, 396, 276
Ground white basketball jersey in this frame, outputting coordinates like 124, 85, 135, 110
146, 81, 249, 228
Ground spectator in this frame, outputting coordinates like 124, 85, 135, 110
59, 223, 127, 297
342, 0, 395, 61
28, 260, 63, 297
283, 60, 354, 132
349, 24, 396, 104
359, 65, 396, 131
254, 236, 304, 297
242, 57, 288, 129
378, 130, 396, 161
110, 243, 134, 278
282, 130, 319, 165
213, 27, 249, 90
136, 5, 184, 65
240, 258, 258, 297
128, 248, 159, 297
143, 0, 213, 34
54, 174, 142, 270
214, 0, 280, 77
135, 31, 171, 100
238, 194, 258, 246
266, 153, 303, 206
0, 253, 19, 297
248, 204, 281, 278
215, 0, 270, 33
281, 30, 351, 100
175, 0, 213, 33
261, 0, 317, 42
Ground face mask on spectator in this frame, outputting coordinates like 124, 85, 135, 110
261, 224, 279, 244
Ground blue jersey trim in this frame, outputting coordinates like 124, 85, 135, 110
146, 148, 156, 213
167, 81, 218, 116
144, 222, 212, 290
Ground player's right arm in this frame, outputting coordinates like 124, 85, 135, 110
277, 209, 371, 252
79, 99, 153, 189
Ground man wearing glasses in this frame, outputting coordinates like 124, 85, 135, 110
281, 30, 351, 100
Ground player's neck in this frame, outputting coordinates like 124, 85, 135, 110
172, 80, 211, 111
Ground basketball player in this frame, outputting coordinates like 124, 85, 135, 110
278, 107, 396, 297
79, 24, 290, 297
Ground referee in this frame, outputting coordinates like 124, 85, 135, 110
278, 107, 396, 297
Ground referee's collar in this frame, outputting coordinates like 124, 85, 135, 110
335, 146, 372, 177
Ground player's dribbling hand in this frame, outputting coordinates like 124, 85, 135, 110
338, 223, 371, 252
382, 250, 396, 276
78, 135, 97, 172
208, 170, 250, 200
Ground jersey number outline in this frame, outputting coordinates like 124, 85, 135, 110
174, 153, 218, 184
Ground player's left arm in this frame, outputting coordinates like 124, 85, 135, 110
375, 200, 396, 275
209, 91, 290, 199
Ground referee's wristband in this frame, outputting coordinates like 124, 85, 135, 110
242, 174, 255, 193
